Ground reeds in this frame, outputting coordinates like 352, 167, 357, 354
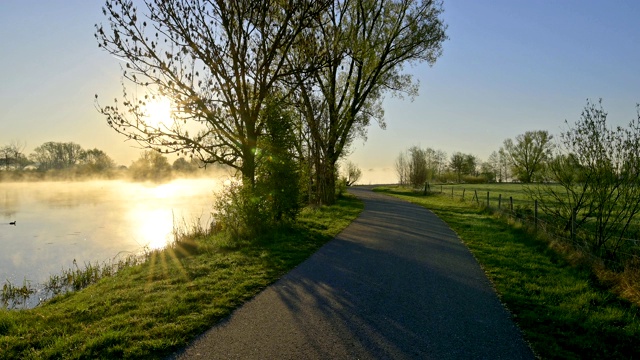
1, 278, 35, 309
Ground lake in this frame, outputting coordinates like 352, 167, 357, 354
0, 178, 221, 291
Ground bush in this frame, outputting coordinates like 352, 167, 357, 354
213, 180, 269, 242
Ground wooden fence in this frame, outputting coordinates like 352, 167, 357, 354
436, 185, 640, 268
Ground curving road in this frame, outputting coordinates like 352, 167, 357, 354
172, 187, 535, 359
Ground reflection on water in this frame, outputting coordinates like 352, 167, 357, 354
0, 179, 220, 286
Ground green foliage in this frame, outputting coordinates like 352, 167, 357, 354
408, 146, 428, 187
449, 152, 477, 183
256, 100, 301, 224
213, 181, 266, 242
336, 177, 348, 198
213, 98, 304, 243
503, 130, 554, 183
396, 146, 447, 186
172, 157, 198, 174
128, 151, 172, 182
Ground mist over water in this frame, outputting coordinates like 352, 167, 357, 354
0, 178, 220, 287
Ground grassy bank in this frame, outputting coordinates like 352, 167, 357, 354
375, 186, 640, 359
0, 195, 363, 359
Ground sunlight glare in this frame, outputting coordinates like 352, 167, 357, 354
144, 96, 173, 128
135, 208, 174, 250
151, 182, 180, 199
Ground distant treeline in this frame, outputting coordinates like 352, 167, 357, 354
0, 140, 219, 182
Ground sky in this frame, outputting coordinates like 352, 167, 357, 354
1, 1, 640, 184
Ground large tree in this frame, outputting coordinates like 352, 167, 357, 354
292, 0, 447, 204
29, 142, 84, 171
449, 152, 476, 183
503, 130, 554, 183
95, 0, 328, 188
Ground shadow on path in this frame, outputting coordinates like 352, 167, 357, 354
173, 187, 535, 359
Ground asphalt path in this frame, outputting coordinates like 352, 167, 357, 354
172, 187, 535, 359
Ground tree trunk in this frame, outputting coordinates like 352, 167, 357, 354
241, 140, 256, 190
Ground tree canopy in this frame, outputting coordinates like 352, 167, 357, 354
95, 0, 447, 206
503, 130, 554, 183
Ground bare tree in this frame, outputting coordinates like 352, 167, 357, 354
95, 0, 328, 187
343, 161, 362, 186
0, 140, 27, 170
488, 148, 511, 182
395, 151, 409, 186
29, 142, 84, 170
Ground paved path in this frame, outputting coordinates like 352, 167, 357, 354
172, 187, 535, 359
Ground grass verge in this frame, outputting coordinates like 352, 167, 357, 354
375, 186, 640, 359
0, 195, 363, 359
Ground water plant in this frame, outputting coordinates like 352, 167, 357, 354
1, 278, 35, 309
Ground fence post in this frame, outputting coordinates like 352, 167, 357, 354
474, 190, 479, 205
534, 199, 538, 230
451, 187, 454, 198
487, 191, 490, 208
510, 196, 513, 212
462, 188, 465, 200
498, 194, 502, 210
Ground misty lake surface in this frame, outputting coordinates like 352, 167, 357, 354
0, 178, 221, 287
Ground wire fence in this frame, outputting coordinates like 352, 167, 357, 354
436, 185, 640, 270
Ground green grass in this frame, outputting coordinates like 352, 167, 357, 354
0, 195, 363, 359
376, 186, 640, 359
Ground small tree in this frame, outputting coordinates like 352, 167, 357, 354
172, 157, 197, 174
488, 148, 511, 182
257, 99, 301, 224
408, 146, 428, 188
395, 151, 409, 186
343, 161, 362, 186
529, 100, 640, 258
449, 152, 465, 183
80, 148, 115, 174
129, 151, 172, 181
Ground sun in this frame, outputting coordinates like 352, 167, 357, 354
144, 96, 173, 128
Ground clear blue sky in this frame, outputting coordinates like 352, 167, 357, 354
1, 1, 639, 183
